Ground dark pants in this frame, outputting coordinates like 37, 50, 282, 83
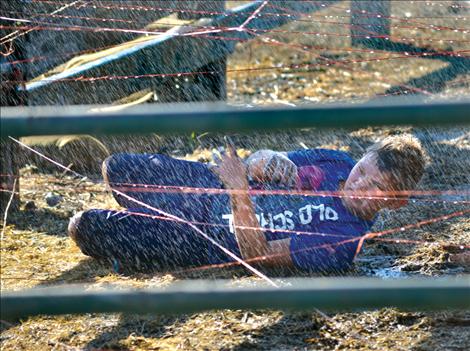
72, 153, 231, 270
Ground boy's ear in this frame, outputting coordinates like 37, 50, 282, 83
388, 198, 408, 209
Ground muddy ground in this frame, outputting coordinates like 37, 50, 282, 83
1, 1, 470, 350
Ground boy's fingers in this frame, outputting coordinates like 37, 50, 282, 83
264, 156, 298, 185
273, 157, 283, 182
273, 164, 284, 183
278, 163, 290, 184
225, 143, 237, 158
224, 135, 237, 149
264, 156, 279, 181
285, 164, 297, 187
222, 136, 237, 158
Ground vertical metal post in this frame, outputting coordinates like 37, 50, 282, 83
351, 0, 391, 49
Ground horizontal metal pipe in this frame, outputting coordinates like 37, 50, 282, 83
2, 277, 469, 320
2, 98, 470, 137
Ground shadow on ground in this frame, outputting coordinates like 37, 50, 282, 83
9, 208, 70, 236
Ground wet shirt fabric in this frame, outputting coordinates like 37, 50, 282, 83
95, 150, 374, 272
287, 149, 374, 271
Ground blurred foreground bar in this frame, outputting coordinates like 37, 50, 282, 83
1, 98, 470, 137
2, 277, 469, 320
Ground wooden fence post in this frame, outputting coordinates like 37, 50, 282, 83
351, 0, 391, 49
0, 140, 21, 216
0, 1, 28, 215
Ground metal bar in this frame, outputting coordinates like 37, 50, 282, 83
1, 98, 470, 137
2, 277, 469, 320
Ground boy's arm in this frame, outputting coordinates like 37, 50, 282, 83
213, 146, 294, 268
229, 190, 293, 267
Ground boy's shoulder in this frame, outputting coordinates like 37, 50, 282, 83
286, 148, 355, 167
287, 149, 356, 191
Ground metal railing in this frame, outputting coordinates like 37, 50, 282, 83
2, 277, 470, 320
2, 98, 470, 137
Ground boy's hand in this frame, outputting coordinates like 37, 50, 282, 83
247, 150, 297, 187
212, 145, 249, 190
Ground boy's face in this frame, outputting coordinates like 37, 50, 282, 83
343, 153, 405, 219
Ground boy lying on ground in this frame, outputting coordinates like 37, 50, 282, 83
68, 135, 426, 272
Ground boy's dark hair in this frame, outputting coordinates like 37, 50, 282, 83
367, 134, 426, 190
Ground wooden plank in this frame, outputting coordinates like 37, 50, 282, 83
351, 0, 391, 49
1, 1, 175, 82
26, 1, 341, 104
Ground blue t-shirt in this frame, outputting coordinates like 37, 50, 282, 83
105, 151, 373, 271
208, 149, 374, 272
